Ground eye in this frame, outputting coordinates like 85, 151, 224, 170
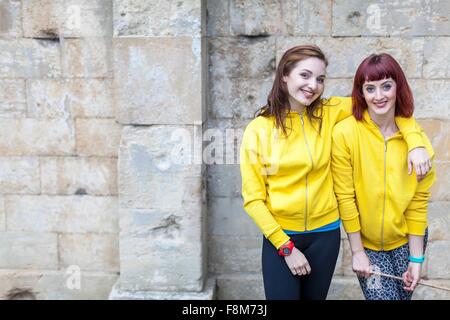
365, 87, 375, 93
383, 84, 392, 91
300, 73, 309, 78
317, 78, 324, 84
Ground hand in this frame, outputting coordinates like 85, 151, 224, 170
408, 147, 432, 182
284, 247, 311, 276
352, 250, 372, 278
402, 262, 422, 292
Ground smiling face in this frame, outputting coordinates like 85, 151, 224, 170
362, 77, 397, 118
282, 57, 326, 111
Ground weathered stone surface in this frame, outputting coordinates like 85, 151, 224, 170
114, 37, 203, 125
59, 233, 119, 272
119, 125, 203, 209
276, 37, 424, 79
27, 79, 114, 119
0, 196, 5, 231
332, 0, 450, 36
0, 79, 26, 117
0, 118, 75, 156
0, 157, 40, 194
109, 277, 216, 300
0, 232, 58, 269
40, 157, 117, 195
207, 164, 241, 197
0, 0, 22, 38
5, 195, 118, 233
334, 240, 344, 275
327, 276, 364, 300
62, 38, 113, 78
76, 119, 122, 157
209, 236, 261, 274
423, 37, 450, 79
418, 119, 449, 161
0, 39, 61, 78
209, 76, 273, 119
342, 238, 354, 277
427, 240, 450, 279
113, 0, 201, 36
430, 162, 450, 201
208, 196, 260, 237
428, 202, 450, 241
323, 78, 353, 98
0, 269, 118, 300
209, 37, 276, 79
206, 0, 230, 36
412, 279, 450, 300
410, 80, 450, 119
297, 0, 332, 35
118, 207, 205, 292
216, 273, 265, 300
22, 0, 113, 38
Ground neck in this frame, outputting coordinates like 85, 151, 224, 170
288, 97, 306, 114
367, 108, 398, 137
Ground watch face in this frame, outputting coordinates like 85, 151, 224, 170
283, 248, 290, 255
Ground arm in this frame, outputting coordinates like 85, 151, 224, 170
331, 126, 371, 278
239, 124, 290, 249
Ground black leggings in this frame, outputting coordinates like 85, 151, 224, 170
262, 228, 341, 300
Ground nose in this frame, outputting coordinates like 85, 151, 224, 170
309, 79, 318, 91
374, 87, 383, 100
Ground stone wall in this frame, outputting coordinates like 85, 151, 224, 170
206, 0, 450, 299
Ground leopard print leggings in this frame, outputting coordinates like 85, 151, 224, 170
358, 229, 428, 300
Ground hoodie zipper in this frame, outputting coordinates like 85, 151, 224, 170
300, 113, 314, 230
381, 139, 387, 250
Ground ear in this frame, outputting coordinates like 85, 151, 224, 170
282, 75, 287, 83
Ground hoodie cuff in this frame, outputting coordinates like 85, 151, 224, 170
406, 219, 427, 236
268, 229, 291, 250
342, 217, 361, 234
403, 131, 424, 152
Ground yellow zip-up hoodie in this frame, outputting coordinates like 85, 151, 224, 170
240, 97, 426, 249
331, 110, 435, 251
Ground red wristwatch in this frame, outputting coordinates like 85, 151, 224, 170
278, 240, 294, 256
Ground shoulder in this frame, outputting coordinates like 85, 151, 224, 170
333, 116, 358, 137
323, 96, 352, 110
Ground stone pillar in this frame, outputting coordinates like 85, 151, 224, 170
109, 0, 215, 299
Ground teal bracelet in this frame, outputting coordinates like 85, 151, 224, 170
409, 255, 425, 263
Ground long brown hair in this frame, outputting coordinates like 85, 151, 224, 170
256, 45, 328, 136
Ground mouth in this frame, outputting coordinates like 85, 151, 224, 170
300, 89, 315, 99
374, 100, 387, 109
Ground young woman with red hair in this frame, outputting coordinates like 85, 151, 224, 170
331, 53, 435, 300
240, 45, 432, 300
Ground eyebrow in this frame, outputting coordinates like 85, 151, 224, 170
364, 80, 393, 86
300, 69, 326, 77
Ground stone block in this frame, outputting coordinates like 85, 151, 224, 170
0, 39, 61, 78
208, 196, 260, 238
0, 157, 40, 194
327, 276, 364, 300
0, 118, 75, 156
61, 38, 113, 78
427, 202, 450, 241
0, 79, 26, 117
119, 125, 203, 209
206, 0, 230, 36
208, 235, 261, 274
113, 0, 201, 36
412, 279, 450, 300
410, 80, 450, 119
118, 207, 205, 292
297, 0, 332, 36
427, 240, 450, 279
5, 195, 119, 233
27, 79, 114, 119
0, 196, 5, 231
418, 119, 449, 161
334, 240, 344, 275
76, 119, 122, 157
209, 76, 273, 119
215, 273, 265, 300
323, 78, 353, 98
0, 0, 22, 38
59, 233, 119, 272
0, 269, 118, 299
342, 238, 354, 276
207, 164, 241, 198
209, 37, 276, 79
114, 37, 203, 125
22, 0, 113, 38
332, 0, 450, 36
423, 37, 450, 79
40, 157, 117, 195
430, 162, 450, 201
276, 37, 424, 79
0, 232, 58, 269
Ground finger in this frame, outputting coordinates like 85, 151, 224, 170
411, 278, 418, 291
421, 162, 428, 176
408, 160, 412, 175
305, 264, 312, 274
415, 164, 423, 180
290, 268, 297, 276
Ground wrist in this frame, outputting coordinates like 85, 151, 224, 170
278, 240, 295, 257
408, 255, 425, 264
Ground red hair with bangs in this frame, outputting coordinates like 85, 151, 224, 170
351, 53, 414, 121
